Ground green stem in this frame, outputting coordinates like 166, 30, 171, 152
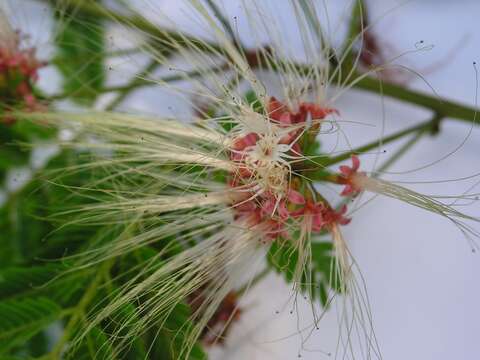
324, 114, 441, 166
305, 115, 441, 181
43, 0, 220, 53
42, 0, 479, 124
105, 59, 161, 111
204, 0, 237, 43
375, 129, 426, 174
48, 63, 228, 102
352, 74, 478, 124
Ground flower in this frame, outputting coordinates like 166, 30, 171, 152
292, 200, 351, 232
339, 154, 365, 196
227, 97, 338, 241
0, 11, 45, 123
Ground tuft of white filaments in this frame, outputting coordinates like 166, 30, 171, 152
353, 174, 480, 250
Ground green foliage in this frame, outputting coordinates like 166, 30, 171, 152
267, 239, 340, 307
0, 264, 66, 300
244, 90, 264, 113
0, 297, 62, 354
150, 303, 207, 360
53, 4, 106, 105
66, 326, 115, 360
0, 263, 88, 307
0, 120, 56, 186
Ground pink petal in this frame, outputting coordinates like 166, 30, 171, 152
244, 133, 258, 147
300, 103, 339, 119
312, 213, 324, 231
279, 132, 295, 145
261, 198, 275, 216
351, 155, 360, 171
278, 201, 290, 219
268, 97, 286, 121
230, 151, 243, 161
340, 185, 353, 196
287, 189, 305, 205
290, 208, 305, 217
234, 201, 256, 212
24, 94, 36, 107
291, 142, 302, 154
279, 113, 292, 125
339, 165, 352, 176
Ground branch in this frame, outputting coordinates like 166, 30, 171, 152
42, 0, 479, 124
304, 115, 442, 180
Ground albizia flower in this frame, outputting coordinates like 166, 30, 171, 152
0, 9, 44, 124
23, 1, 480, 358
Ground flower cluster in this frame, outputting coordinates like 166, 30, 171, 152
229, 97, 352, 240
0, 30, 44, 123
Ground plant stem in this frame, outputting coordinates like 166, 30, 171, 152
105, 59, 161, 111
42, 0, 479, 124
375, 129, 426, 174
324, 114, 441, 166
204, 0, 237, 43
48, 63, 228, 102
43, 0, 220, 53
304, 115, 442, 181
352, 74, 477, 123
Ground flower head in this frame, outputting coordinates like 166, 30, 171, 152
227, 97, 339, 241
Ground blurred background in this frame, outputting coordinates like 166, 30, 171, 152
3, 0, 480, 359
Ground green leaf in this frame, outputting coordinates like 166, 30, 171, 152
267, 240, 340, 307
0, 297, 63, 353
244, 90, 264, 113
9, 119, 57, 141
26, 330, 49, 357
0, 264, 64, 300
0, 146, 29, 171
0, 263, 88, 308
0, 195, 51, 264
0, 150, 109, 263
0, 118, 56, 186
0, 123, 31, 185
150, 303, 207, 360
66, 326, 115, 360
104, 302, 148, 360
53, 5, 106, 105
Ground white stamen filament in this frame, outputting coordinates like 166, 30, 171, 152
152, 152, 234, 171
354, 174, 480, 242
